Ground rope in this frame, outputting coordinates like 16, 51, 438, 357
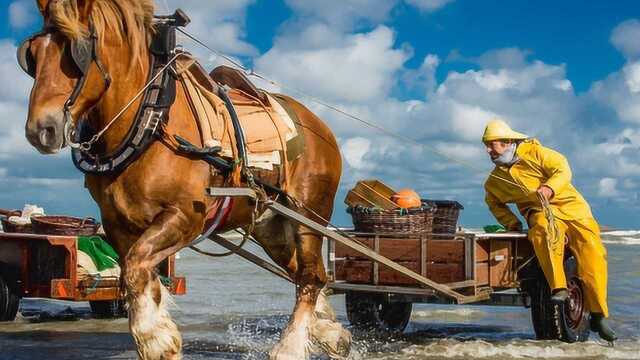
537, 192, 563, 256
176, 29, 561, 254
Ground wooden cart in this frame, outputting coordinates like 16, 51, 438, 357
199, 187, 593, 343
326, 231, 591, 343
0, 233, 185, 320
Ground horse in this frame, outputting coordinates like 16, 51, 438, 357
21, 1, 351, 359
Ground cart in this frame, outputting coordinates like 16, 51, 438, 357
0, 232, 185, 320
201, 187, 592, 343
326, 231, 591, 343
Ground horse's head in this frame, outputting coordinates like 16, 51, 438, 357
20, 0, 154, 154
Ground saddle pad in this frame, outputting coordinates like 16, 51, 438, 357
177, 58, 299, 171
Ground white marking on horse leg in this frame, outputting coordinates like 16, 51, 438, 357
314, 287, 336, 321
129, 280, 182, 360
310, 287, 352, 359
269, 306, 314, 360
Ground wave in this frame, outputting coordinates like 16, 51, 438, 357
602, 237, 640, 245
602, 230, 640, 237
366, 339, 640, 359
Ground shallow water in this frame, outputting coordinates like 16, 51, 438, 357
0, 232, 638, 360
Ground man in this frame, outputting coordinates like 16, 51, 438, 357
482, 119, 616, 342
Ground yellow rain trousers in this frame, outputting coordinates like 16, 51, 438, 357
484, 139, 609, 317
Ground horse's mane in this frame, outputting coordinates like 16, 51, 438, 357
50, 0, 155, 67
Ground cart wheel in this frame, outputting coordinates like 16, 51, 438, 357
90, 300, 126, 319
0, 275, 20, 322
345, 291, 412, 332
529, 256, 590, 342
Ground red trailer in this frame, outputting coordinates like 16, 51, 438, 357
0, 232, 185, 320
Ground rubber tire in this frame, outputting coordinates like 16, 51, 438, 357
345, 291, 412, 332
89, 300, 126, 319
0, 275, 20, 322
529, 256, 590, 342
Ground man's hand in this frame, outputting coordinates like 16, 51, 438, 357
507, 222, 523, 232
537, 185, 554, 202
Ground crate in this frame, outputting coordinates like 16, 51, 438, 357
344, 179, 398, 210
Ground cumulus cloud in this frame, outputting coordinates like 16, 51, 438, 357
256, 26, 410, 103
162, 0, 258, 61
598, 178, 620, 197
610, 19, 640, 60
406, 0, 455, 12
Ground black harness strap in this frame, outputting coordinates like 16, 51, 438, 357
71, 22, 180, 175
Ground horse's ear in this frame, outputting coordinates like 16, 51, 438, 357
36, 0, 49, 14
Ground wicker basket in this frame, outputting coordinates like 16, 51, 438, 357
31, 216, 100, 236
1, 217, 33, 233
349, 204, 435, 234
423, 200, 464, 234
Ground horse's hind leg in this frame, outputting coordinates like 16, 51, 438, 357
124, 209, 196, 360
268, 226, 351, 360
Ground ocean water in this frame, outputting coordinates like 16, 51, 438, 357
0, 231, 638, 359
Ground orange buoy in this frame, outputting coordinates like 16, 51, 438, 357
391, 189, 422, 208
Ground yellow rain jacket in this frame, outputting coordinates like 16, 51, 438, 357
484, 139, 609, 316
484, 139, 593, 228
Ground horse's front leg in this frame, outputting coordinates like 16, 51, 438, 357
124, 207, 198, 360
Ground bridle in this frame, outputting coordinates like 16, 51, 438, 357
18, 9, 190, 176
17, 20, 112, 149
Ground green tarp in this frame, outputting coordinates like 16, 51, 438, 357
77, 236, 119, 271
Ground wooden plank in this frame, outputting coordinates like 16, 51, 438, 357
335, 238, 420, 261
490, 240, 513, 287
265, 200, 469, 302
464, 234, 474, 280
373, 235, 380, 285
344, 190, 377, 208
328, 282, 437, 297
476, 239, 490, 262
335, 260, 465, 285
475, 262, 489, 286
349, 180, 398, 210
427, 263, 465, 284
427, 240, 464, 263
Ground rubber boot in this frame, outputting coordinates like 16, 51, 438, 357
550, 288, 568, 304
590, 313, 617, 342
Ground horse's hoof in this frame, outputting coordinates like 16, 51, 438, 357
311, 318, 352, 359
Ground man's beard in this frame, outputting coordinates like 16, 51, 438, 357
492, 143, 519, 166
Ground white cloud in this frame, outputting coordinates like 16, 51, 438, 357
256, 26, 410, 103
342, 137, 373, 170
598, 178, 620, 197
9, 0, 37, 30
610, 19, 640, 60
163, 0, 258, 60
591, 60, 640, 124
406, 0, 455, 12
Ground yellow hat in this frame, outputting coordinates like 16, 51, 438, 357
482, 119, 528, 142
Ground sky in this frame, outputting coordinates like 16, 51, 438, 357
1, 0, 640, 229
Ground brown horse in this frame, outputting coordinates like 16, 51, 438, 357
22, 1, 350, 359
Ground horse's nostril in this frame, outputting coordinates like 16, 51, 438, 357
39, 126, 57, 147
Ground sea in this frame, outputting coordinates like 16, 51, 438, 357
0, 230, 638, 359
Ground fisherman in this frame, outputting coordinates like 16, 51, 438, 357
482, 119, 616, 342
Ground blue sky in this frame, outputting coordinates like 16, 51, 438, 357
1, 1, 640, 229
